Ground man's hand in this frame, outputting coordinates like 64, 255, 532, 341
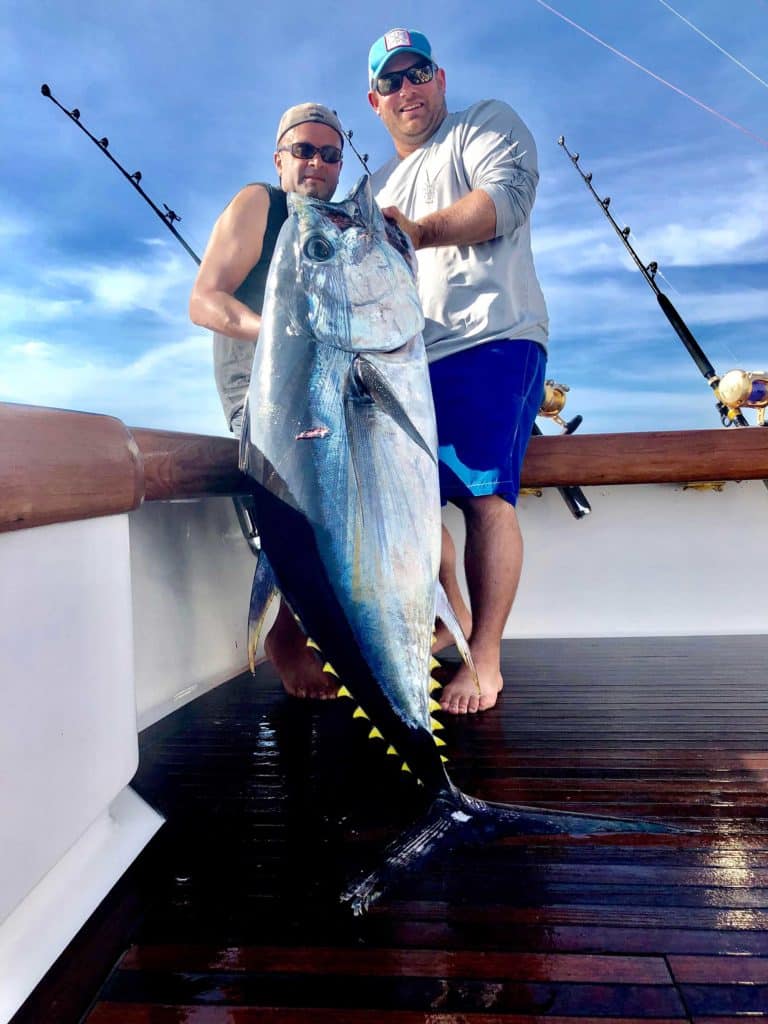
382, 189, 497, 251
381, 206, 425, 250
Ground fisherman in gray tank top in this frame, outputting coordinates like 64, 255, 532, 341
367, 28, 549, 715
190, 103, 345, 700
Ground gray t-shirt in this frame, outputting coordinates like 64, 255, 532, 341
371, 99, 548, 362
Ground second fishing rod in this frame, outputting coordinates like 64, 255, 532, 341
559, 136, 749, 429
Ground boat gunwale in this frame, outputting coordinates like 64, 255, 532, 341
2, 399, 767, 533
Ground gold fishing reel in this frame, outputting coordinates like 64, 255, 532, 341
715, 370, 768, 426
538, 379, 582, 434
528, 378, 591, 518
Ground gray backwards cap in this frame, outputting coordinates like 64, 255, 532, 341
275, 103, 344, 147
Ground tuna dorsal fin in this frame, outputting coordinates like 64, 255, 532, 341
345, 175, 379, 231
352, 356, 436, 464
247, 551, 279, 673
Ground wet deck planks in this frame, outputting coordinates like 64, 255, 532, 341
85, 635, 768, 1022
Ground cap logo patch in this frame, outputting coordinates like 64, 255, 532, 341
384, 28, 411, 51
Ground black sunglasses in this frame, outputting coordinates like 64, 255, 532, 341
375, 60, 436, 97
278, 142, 343, 164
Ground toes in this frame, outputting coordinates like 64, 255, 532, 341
442, 692, 470, 714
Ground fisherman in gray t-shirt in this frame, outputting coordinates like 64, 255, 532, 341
367, 28, 549, 715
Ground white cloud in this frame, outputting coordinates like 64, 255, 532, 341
9, 340, 56, 359
0, 290, 83, 328
537, 152, 768, 272
543, 275, 768, 341
683, 288, 768, 326
0, 330, 228, 436
46, 251, 193, 321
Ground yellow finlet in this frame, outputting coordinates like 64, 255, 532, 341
352, 706, 369, 720
336, 684, 353, 699
322, 662, 339, 678
434, 735, 446, 747
401, 762, 412, 773
306, 637, 321, 651
440, 754, 449, 763
430, 656, 441, 671
368, 726, 384, 740
429, 678, 442, 693
428, 698, 442, 713
430, 717, 444, 731
386, 745, 398, 756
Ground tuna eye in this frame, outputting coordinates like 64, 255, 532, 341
303, 235, 334, 262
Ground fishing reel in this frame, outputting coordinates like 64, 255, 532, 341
537, 379, 583, 435
714, 370, 768, 426
529, 379, 591, 519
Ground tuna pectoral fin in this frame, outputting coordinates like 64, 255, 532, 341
353, 357, 436, 464
435, 583, 478, 687
341, 790, 686, 916
247, 550, 279, 673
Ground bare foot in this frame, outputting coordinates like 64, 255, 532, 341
264, 606, 339, 700
439, 658, 503, 715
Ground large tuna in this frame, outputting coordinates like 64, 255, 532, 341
240, 176, 677, 913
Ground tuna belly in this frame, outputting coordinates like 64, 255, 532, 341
250, 480, 450, 796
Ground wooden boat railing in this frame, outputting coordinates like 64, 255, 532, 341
3, 399, 768, 534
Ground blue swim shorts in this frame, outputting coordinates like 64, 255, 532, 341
427, 339, 547, 506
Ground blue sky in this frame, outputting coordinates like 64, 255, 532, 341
1, 0, 766, 436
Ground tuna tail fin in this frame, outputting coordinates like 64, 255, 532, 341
247, 550, 279, 673
341, 789, 688, 916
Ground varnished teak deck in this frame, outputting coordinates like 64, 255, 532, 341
83, 636, 768, 1021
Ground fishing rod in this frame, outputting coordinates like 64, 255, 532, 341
558, 135, 753, 428
41, 83, 201, 265
337, 120, 372, 175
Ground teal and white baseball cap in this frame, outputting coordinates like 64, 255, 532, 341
368, 28, 433, 87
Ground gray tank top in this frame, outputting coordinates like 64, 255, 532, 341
213, 183, 288, 434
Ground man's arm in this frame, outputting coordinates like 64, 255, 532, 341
382, 100, 538, 252
189, 184, 270, 341
381, 190, 497, 251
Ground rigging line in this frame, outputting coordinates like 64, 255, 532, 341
531, 0, 768, 149
656, 0, 768, 91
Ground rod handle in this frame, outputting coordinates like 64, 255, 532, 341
656, 292, 717, 380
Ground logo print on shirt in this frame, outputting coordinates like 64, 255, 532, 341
422, 170, 436, 204
421, 156, 446, 205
